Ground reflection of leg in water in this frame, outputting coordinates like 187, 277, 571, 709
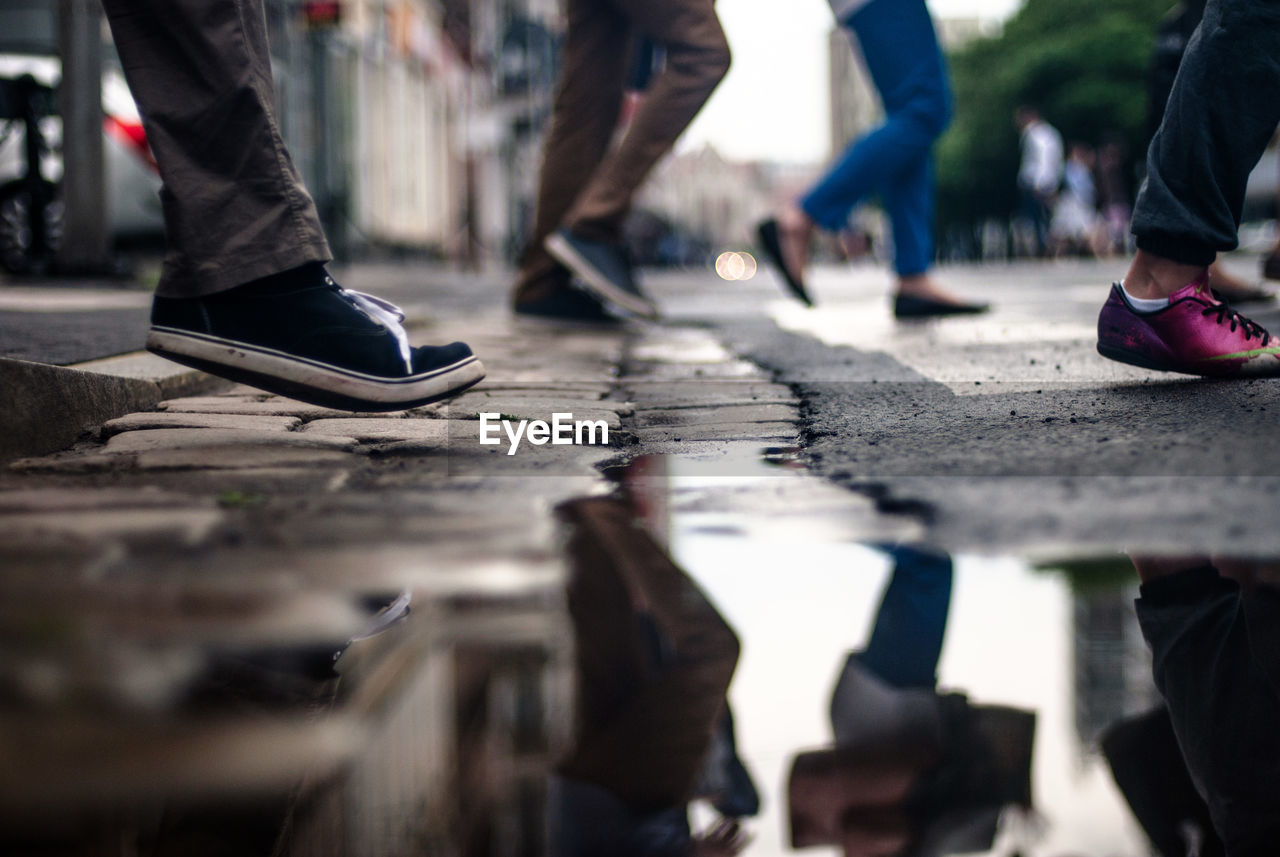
695, 704, 761, 819
1130, 562, 1280, 854
1101, 706, 1225, 857
551, 498, 741, 854
791, 547, 1035, 853
830, 546, 953, 748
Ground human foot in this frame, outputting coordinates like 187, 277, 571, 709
148, 264, 485, 411
1096, 277, 1280, 377
756, 205, 814, 306
893, 275, 988, 318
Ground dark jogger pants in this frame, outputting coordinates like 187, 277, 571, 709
1131, 0, 1280, 265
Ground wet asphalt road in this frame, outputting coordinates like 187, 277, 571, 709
6, 255, 1279, 554
646, 254, 1280, 556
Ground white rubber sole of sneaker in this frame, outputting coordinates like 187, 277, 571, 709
545, 232, 660, 320
147, 327, 485, 411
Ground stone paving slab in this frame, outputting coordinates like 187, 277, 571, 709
300, 418, 457, 444
623, 359, 764, 381
630, 333, 739, 364
158, 396, 404, 419
435, 394, 628, 429
0, 507, 226, 545
104, 412, 303, 435
12, 444, 361, 474
0, 486, 205, 512
466, 380, 614, 398
74, 351, 230, 400
632, 403, 799, 429
104, 428, 359, 454
634, 422, 800, 444
623, 380, 796, 409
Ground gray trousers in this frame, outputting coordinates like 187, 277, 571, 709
1131, 0, 1280, 266
100, 0, 330, 297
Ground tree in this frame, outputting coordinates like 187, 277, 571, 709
936, 0, 1172, 240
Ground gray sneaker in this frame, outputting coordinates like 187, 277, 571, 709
545, 229, 659, 320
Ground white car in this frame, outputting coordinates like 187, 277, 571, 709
0, 52, 164, 273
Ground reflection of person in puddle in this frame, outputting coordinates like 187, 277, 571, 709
550, 498, 755, 856
786, 546, 1037, 856
1114, 557, 1280, 855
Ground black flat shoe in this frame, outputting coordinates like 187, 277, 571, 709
893, 293, 989, 319
756, 218, 814, 306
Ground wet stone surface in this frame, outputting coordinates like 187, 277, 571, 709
19, 258, 1275, 854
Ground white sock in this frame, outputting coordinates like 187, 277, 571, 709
1120, 281, 1170, 312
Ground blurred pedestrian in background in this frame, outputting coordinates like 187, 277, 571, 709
1014, 104, 1063, 259
756, 0, 988, 318
99, 0, 484, 411
1096, 0, 1280, 378
1050, 142, 1105, 258
1094, 138, 1133, 256
1262, 140, 1280, 283
512, 1, 731, 323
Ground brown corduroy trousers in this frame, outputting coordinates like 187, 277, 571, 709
514, 0, 730, 303
101, 0, 330, 298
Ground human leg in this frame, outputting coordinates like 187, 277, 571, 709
103, 0, 484, 408
543, 0, 729, 319
858, 546, 953, 689
1097, 0, 1280, 377
1128, 0, 1280, 296
829, 547, 952, 748
557, 498, 740, 811
1133, 565, 1280, 852
761, 0, 953, 306
882, 155, 987, 316
560, 0, 730, 239
799, 0, 950, 234
513, 0, 631, 306
101, 0, 328, 298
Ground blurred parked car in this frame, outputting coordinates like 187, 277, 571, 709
0, 1, 163, 275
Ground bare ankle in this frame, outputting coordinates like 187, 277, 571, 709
1124, 250, 1208, 299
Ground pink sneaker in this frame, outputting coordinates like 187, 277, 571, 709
1097, 279, 1280, 377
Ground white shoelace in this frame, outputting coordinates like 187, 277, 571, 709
333, 279, 414, 374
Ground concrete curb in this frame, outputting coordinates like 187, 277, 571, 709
0, 353, 225, 464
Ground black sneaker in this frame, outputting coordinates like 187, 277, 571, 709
147, 264, 485, 411
513, 287, 623, 326
544, 229, 659, 319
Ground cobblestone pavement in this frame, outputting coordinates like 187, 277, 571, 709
0, 264, 897, 855
5, 254, 1277, 853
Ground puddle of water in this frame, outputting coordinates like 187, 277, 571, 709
672, 524, 1155, 856
4, 452, 1271, 856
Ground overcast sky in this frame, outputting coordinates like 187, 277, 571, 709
681, 0, 1023, 164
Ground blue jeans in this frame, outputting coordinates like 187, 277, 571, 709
859, 545, 953, 689
801, 0, 952, 277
